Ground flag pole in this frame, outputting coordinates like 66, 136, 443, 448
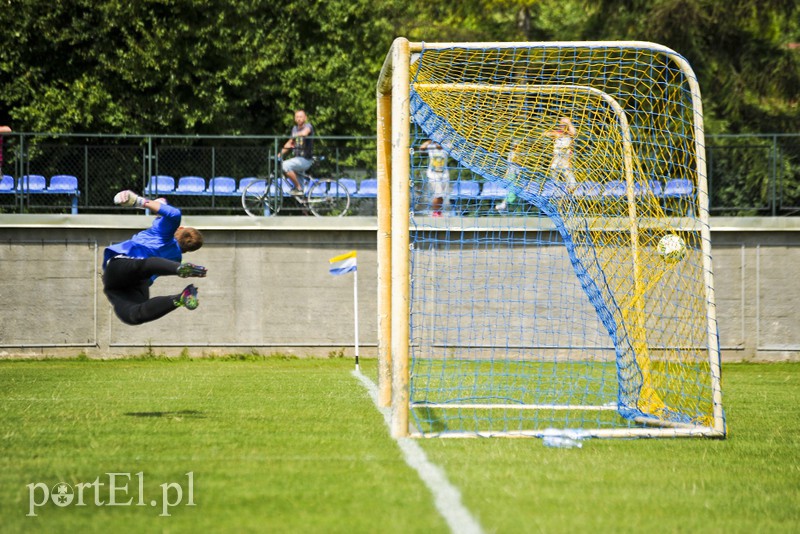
354, 267, 360, 372
328, 250, 360, 372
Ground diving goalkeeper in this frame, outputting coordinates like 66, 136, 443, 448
102, 190, 207, 325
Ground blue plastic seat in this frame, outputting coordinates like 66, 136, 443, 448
354, 179, 378, 198
280, 179, 298, 196
540, 180, 569, 199
175, 176, 206, 194
640, 180, 663, 198
334, 178, 357, 197
145, 175, 175, 195
48, 175, 79, 192
662, 178, 694, 216
662, 179, 693, 199
46, 175, 81, 214
18, 175, 47, 192
237, 177, 259, 193
308, 180, 328, 197
1, 174, 14, 192
207, 176, 237, 195
602, 180, 627, 199
573, 180, 603, 198
451, 181, 480, 199
479, 181, 508, 199
239, 177, 265, 194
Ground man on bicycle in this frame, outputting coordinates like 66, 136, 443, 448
280, 109, 314, 196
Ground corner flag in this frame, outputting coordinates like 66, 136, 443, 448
329, 251, 357, 275
328, 250, 360, 370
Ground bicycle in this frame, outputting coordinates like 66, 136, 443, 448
242, 156, 350, 217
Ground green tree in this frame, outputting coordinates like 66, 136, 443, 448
1, 0, 797, 137
0, 0, 397, 135
581, 0, 800, 134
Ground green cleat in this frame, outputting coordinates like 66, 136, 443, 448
177, 284, 199, 310
177, 263, 207, 278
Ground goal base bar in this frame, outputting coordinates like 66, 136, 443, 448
412, 402, 617, 411
409, 427, 725, 439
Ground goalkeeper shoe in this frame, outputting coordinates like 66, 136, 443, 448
177, 263, 207, 278
176, 284, 199, 310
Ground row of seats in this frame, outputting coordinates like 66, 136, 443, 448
447, 178, 694, 201
146, 175, 693, 201
1, 174, 80, 193
145, 175, 380, 198
0, 173, 694, 212
1, 174, 81, 214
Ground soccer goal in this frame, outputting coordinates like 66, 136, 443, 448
376, 38, 726, 439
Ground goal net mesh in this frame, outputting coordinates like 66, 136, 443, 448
403, 42, 724, 437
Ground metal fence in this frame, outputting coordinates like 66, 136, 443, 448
0, 134, 379, 216
0, 132, 797, 216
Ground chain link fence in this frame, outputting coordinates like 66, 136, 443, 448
0, 132, 797, 216
0, 134, 379, 216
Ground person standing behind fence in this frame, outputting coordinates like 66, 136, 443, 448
495, 139, 524, 212
0, 125, 10, 175
103, 191, 207, 325
545, 116, 577, 192
279, 109, 314, 197
419, 139, 450, 217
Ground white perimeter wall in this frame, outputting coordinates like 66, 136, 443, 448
0, 215, 798, 361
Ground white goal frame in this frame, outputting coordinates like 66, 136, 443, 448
376, 38, 725, 439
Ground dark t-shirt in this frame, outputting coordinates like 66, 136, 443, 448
291, 123, 314, 159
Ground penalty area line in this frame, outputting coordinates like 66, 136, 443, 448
352, 369, 483, 534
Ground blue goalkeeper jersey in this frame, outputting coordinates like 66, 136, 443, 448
103, 204, 183, 283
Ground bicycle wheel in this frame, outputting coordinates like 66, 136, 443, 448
242, 179, 278, 217
306, 179, 350, 217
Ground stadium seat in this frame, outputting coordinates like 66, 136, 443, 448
662, 179, 693, 199
602, 180, 627, 200
641, 180, 663, 198
48, 175, 79, 192
175, 176, 206, 194
308, 180, 328, 197
0, 174, 14, 192
237, 177, 259, 193
662, 178, 694, 216
206, 176, 237, 195
354, 179, 378, 198
18, 175, 47, 192
239, 177, 265, 195
48, 175, 81, 214
334, 178, 357, 198
282, 179, 299, 196
145, 175, 175, 195
573, 180, 603, 199
451, 181, 480, 199
479, 181, 509, 199
540, 179, 570, 199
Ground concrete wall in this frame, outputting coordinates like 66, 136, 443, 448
1, 214, 798, 362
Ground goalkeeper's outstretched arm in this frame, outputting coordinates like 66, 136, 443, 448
113, 190, 166, 213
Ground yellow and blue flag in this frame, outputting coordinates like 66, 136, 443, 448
329, 251, 357, 276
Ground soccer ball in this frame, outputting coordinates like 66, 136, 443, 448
657, 234, 686, 263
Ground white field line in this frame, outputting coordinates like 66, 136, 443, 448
352, 369, 483, 534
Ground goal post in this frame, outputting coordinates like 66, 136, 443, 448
376, 38, 725, 439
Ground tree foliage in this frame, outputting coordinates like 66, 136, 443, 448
0, 0, 797, 136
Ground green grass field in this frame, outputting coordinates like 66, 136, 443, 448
1, 356, 798, 533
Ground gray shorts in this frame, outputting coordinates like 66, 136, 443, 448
282, 157, 313, 174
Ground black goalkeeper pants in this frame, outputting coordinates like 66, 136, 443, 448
103, 256, 182, 325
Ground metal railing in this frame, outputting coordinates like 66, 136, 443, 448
0, 132, 797, 216
0, 134, 379, 216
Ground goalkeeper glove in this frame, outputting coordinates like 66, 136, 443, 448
114, 190, 147, 208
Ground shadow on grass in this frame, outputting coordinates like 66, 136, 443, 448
124, 409, 206, 418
